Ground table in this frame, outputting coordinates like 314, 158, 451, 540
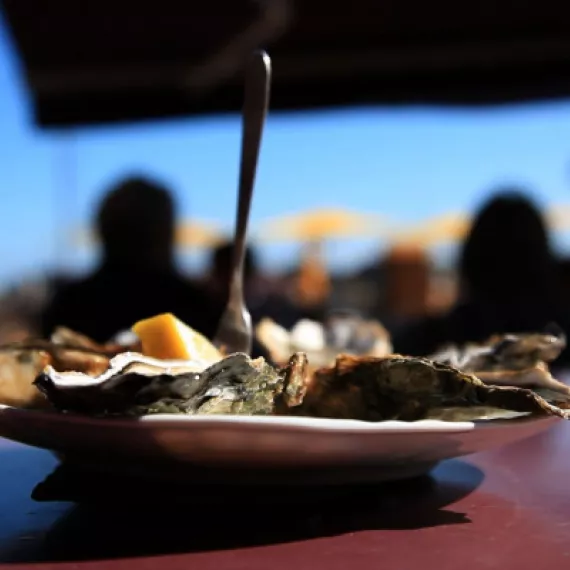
0, 422, 570, 570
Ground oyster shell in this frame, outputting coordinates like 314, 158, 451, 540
430, 326, 570, 396
0, 327, 142, 409
0, 326, 141, 377
0, 350, 51, 409
256, 314, 392, 368
34, 352, 284, 416
35, 349, 570, 423
279, 353, 570, 422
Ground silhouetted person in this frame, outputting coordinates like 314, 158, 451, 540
556, 257, 570, 310
394, 189, 570, 366
41, 176, 218, 342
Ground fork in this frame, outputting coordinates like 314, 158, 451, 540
213, 50, 272, 355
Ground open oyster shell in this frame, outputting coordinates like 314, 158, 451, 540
34, 349, 570, 423
256, 314, 393, 368
35, 352, 284, 417
430, 326, 570, 396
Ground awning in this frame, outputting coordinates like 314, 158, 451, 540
3, 0, 570, 129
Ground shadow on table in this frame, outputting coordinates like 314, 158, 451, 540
1, 459, 484, 563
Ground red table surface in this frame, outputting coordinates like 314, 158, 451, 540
0, 421, 569, 570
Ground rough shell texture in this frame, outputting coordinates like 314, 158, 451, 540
278, 353, 570, 422
34, 349, 570, 423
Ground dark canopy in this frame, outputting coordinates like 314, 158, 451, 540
3, 0, 570, 129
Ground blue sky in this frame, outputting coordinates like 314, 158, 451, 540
2, 15, 570, 291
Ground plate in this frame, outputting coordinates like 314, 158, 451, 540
0, 405, 560, 484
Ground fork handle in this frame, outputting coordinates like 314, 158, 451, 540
229, 50, 272, 306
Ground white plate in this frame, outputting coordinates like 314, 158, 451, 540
0, 405, 560, 484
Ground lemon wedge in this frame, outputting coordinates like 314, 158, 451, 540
132, 313, 222, 362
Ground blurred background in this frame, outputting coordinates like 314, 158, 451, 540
3, 0, 570, 358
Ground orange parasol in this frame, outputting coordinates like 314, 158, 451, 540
174, 221, 227, 248
254, 208, 391, 243
387, 212, 471, 247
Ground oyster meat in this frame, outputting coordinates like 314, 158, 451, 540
256, 313, 392, 368
430, 326, 570, 396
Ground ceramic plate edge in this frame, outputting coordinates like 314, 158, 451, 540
0, 403, 481, 433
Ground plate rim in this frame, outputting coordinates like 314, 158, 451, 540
0, 403, 556, 435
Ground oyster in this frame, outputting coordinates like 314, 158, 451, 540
0, 350, 51, 409
35, 348, 570, 422
256, 313, 392, 368
0, 326, 141, 377
35, 352, 285, 416
0, 327, 141, 409
430, 326, 570, 396
278, 353, 570, 422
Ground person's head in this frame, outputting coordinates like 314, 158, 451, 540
208, 241, 258, 297
96, 175, 176, 269
459, 189, 553, 301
